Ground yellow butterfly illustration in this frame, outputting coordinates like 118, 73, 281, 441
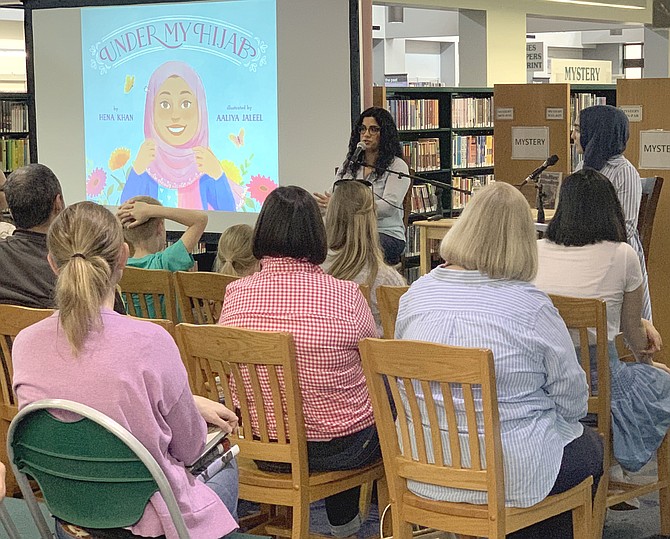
124, 75, 135, 94
229, 128, 245, 148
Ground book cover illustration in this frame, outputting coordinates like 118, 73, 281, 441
81, 0, 278, 212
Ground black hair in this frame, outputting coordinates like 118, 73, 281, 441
546, 168, 627, 246
253, 186, 327, 264
5, 164, 63, 229
340, 107, 403, 179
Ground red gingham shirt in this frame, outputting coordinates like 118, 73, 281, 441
218, 257, 377, 441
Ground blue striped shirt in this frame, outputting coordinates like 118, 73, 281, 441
395, 267, 588, 507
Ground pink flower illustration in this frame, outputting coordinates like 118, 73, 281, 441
248, 174, 276, 204
86, 168, 107, 197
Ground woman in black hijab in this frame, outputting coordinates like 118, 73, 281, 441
572, 104, 651, 321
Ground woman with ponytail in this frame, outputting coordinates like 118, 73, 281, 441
12, 201, 240, 539
322, 180, 405, 334
213, 224, 259, 277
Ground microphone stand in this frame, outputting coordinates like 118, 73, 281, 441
536, 181, 546, 224
347, 160, 471, 222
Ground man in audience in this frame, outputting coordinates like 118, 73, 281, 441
0, 170, 16, 239
0, 164, 126, 314
0, 164, 65, 308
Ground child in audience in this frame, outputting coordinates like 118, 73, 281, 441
213, 224, 259, 276
12, 201, 239, 539
117, 195, 207, 270
535, 169, 670, 476
396, 182, 602, 539
322, 180, 405, 335
219, 186, 379, 539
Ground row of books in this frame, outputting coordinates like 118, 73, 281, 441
451, 135, 494, 169
451, 174, 495, 210
410, 183, 438, 215
404, 224, 422, 258
0, 101, 28, 133
400, 138, 440, 172
0, 138, 29, 172
386, 98, 440, 131
569, 92, 607, 127
451, 96, 494, 128
166, 240, 207, 255
403, 265, 421, 285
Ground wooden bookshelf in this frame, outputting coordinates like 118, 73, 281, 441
373, 86, 494, 282
617, 78, 670, 360
570, 84, 616, 170
493, 84, 571, 203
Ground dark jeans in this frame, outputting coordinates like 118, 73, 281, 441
379, 233, 405, 265
256, 425, 382, 526
507, 427, 604, 539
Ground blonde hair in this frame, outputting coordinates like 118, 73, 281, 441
121, 195, 162, 256
47, 201, 125, 355
213, 224, 257, 276
440, 182, 537, 282
325, 181, 386, 287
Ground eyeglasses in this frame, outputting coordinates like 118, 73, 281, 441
358, 125, 381, 134
333, 179, 373, 190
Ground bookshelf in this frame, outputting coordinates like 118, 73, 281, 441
373, 86, 494, 281
0, 93, 32, 175
616, 78, 670, 362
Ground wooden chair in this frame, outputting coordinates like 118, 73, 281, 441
359, 337, 593, 539
175, 323, 387, 539
377, 285, 409, 339
129, 316, 175, 339
638, 176, 664, 264
119, 267, 177, 322
358, 283, 372, 309
174, 271, 239, 324
550, 294, 670, 538
0, 305, 54, 496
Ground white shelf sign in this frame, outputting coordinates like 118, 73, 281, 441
546, 108, 564, 120
640, 130, 670, 170
619, 105, 642, 123
496, 107, 514, 120
527, 42, 544, 72
512, 127, 550, 160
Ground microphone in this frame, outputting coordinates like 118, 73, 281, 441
350, 141, 367, 164
519, 154, 559, 188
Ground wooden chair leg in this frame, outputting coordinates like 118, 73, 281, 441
359, 481, 373, 521
293, 498, 309, 539
657, 434, 670, 536
389, 505, 413, 539
572, 488, 592, 539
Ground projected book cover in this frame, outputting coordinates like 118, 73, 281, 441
81, 0, 278, 211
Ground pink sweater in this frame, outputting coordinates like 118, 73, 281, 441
12, 309, 237, 539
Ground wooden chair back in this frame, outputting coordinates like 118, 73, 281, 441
638, 176, 664, 264
358, 284, 372, 308
377, 285, 409, 339
0, 304, 54, 496
175, 324, 307, 474
119, 267, 177, 322
129, 316, 175, 339
174, 271, 238, 324
361, 337, 593, 539
359, 338, 506, 536
549, 295, 610, 538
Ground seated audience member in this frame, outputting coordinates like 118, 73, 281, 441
0, 171, 15, 239
213, 224, 259, 276
117, 196, 207, 317
0, 164, 64, 308
12, 201, 239, 539
535, 169, 670, 476
322, 180, 405, 335
395, 182, 602, 539
117, 195, 207, 269
219, 186, 379, 539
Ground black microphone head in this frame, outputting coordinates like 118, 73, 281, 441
547, 154, 559, 166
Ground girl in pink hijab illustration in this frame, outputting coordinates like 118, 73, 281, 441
120, 61, 242, 210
